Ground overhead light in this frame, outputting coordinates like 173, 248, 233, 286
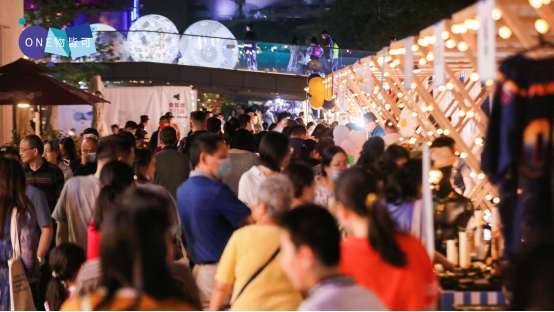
18, 103, 30, 108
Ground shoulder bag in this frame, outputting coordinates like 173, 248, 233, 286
8, 208, 35, 311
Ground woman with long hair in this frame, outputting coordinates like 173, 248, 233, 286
0, 157, 40, 310
61, 188, 197, 310
335, 168, 438, 311
357, 137, 385, 171
45, 243, 86, 311
59, 137, 78, 163
222, 129, 259, 195
87, 161, 135, 260
238, 132, 290, 208
313, 146, 348, 209
44, 139, 74, 180
223, 117, 242, 145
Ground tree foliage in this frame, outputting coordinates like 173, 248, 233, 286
321, 0, 476, 51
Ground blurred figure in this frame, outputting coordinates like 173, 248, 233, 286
43, 139, 73, 180
45, 243, 86, 311
357, 137, 385, 172
59, 137, 78, 164
312, 138, 334, 176
149, 115, 170, 152
177, 134, 251, 309
53, 135, 134, 251
239, 132, 290, 208
222, 129, 259, 195
180, 111, 207, 158
382, 145, 410, 167
63, 188, 198, 310
73, 137, 98, 177
165, 112, 182, 141
153, 127, 190, 199
335, 168, 438, 310
110, 124, 119, 135
207, 117, 222, 135
279, 206, 385, 311
210, 176, 302, 311
244, 24, 258, 70
273, 112, 290, 133
123, 121, 138, 135
284, 163, 316, 208
0, 157, 40, 311
383, 120, 401, 145
364, 113, 385, 137
287, 36, 301, 74
289, 125, 307, 161
314, 146, 347, 209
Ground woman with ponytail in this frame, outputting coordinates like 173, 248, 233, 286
334, 168, 438, 311
45, 243, 86, 311
86, 161, 135, 260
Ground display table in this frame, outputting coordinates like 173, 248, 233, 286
440, 290, 507, 311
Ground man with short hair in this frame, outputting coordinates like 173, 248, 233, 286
206, 117, 222, 135
289, 124, 307, 161
180, 111, 207, 157
73, 137, 98, 177
20, 134, 65, 212
244, 24, 258, 70
153, 126, 190, 198
364, 113, 385, 137
238, 114, 253, 132
177, 134, 251, 309
53, 135, 135, 251
139, 115, 149, 133
205, 111, 213, 119
279, 206, 386, 311
273, 112, 290, 133
111, 124, 119, 134
166, 112, 182, 140
123, 120, 138, 135
321, 31, 334, 74
149, 115, 170, 152
431, 136, 474, 197
244, 107, 256, 120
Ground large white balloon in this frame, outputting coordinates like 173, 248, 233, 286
126, 15, 180, 63
90, 23, 129, 61
333, 125, 350, 145
179, 20, 239, 69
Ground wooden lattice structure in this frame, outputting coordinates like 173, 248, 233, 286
326, 0, 554, 211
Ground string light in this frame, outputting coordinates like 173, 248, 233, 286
412, 44, 419, 51
411, 82, 417, 89
437, 129, 443, 134
470, 172, 477, 178
458, 41, 469, 51
446, 82, 454, 90
470, 72, 480, 81
499, 26, 512, 39
438, 85, 446, 92
399, 103, 405, 108
466, 110, 475, 118
478, 173, 485, 179
412, 112, 418, 117
419, 58, 427, 65
442, 31, 449, 40
426, 52, 435, 61
426, 35, 437, 44
460, 152, 467, 158
485, 195, 492, 200
492, 8, 502, 20
427, 131, 433, 136
493, 197, 501, 204
398, 92, 403, 97
529, 0, 542, 9
535, 19, 549, 34
444, 129, 450, 135
486, 79, 494, 87
475, 137, 484, 145
458, 110, 466, 117
446, 39, 456, 49
427, 105, 434, 111
543, 0, 551, 4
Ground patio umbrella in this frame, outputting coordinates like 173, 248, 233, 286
0, 58, 109, 106
88, 74, 109, 137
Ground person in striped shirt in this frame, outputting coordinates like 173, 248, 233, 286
20, 134, 64, 213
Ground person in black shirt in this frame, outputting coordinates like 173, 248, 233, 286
321, 31, 333, 74
179, 111, 207, 157
244, 24, 258, 70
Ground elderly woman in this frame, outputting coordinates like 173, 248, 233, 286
209, 176, 302, 311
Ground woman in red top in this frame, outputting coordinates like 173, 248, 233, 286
87, 161, 135, 260
335, 168, 439, 311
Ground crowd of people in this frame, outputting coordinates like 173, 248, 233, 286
0, 105, 552, 311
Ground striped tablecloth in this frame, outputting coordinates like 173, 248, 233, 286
441, 291, 507, 311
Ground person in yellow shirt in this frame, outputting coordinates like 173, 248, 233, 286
209, 176, 303, 311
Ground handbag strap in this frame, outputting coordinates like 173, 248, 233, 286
232, 248, 280, 304
10, 208, 21, 258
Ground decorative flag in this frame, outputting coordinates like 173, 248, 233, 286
404, 37, 414, 91
433, 20, 445, 87
478, 0, 496, 83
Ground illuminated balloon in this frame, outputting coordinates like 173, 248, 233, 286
350, 130, 368, 148
309, 77, 324, 96
340, 139, 358, 157
310, 94, 324, 109
322, 99, 335, 110
127, 15, 180, 63
333, 125, 350, 144
307, 73, 321, 83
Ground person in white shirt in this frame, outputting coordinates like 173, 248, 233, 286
279, 206, 386, 311
238, 132, 291, 208
382, 120, 402, 146
273, 112, 291, 133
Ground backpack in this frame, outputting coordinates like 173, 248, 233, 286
312, 45, 323, 57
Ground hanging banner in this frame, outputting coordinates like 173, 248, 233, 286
477, 0, 496, 83
433, 20, 446, 87
161, 86, 193, 136
380, 47, 387, 91
403, 37, 414, 91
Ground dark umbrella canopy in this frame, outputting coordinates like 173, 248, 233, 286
0, 58, 109, 106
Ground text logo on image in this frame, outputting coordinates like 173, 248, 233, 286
19, 23, 97, 59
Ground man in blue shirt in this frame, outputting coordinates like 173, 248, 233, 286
364, 113, 385, 137
177, 133, 251, 309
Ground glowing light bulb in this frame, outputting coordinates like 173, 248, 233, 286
478, 173, 485, 179
419, 58, 427, 66
411, 82, 417, 89
422, 106, 428, 112
451, 24, 460, 34
446, 82, 454, 90
385, 56, 392, 62
438, 85, 446, 92
470, 72, 480, 81
426, 52, 435, 61
427, 105, 434, 111
493, 197, 501, 204
427, 131, 433, 136
492, 8, 502, 20
443, 129, 450, 135
458, 110, 466, 117
543, 0, 551, 4
530, 0, 542, 9
475, 137, 484, 145
412, 44, 419, 51
470, 172, 477, 178
437, 129, 443, 134
398, 92, 403, 97
535, 19, 549, 34
458, 24, 468, 33
446, 39, 456, 49
466, 110, 475, 118
442, 31, 449, 40
485, 195, 492, 200
384, 72, 390, 77
486, 79, 494, 87
458, 41, 469, 51
399, 103, 405, 108
427, 35, 437, 44
499, 26, 512, 39
427, 141, 432, 146
412, 112, 418, 117
460, 152, 467, 159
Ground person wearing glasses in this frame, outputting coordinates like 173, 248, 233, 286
20, 135, 65, 214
